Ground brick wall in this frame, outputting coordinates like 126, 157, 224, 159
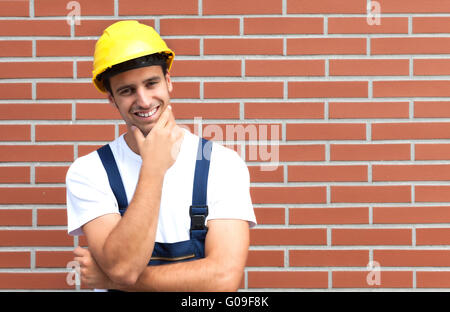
1, 0, 450, 291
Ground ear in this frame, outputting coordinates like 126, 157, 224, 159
165, 72, 173, 93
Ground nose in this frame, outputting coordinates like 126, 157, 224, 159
135, 86, 152, 109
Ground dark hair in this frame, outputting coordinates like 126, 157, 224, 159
99, 53, 169, 94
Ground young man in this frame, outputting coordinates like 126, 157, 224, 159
65, 21, 256, 291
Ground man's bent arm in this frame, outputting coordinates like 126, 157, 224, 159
112, 219, 250, 291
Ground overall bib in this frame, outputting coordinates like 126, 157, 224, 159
97, 136, 211, 282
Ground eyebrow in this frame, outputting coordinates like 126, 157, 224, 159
115, 76, 161, 94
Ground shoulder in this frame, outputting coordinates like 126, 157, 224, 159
66, 148, 104, 185
210, 141, 249, 179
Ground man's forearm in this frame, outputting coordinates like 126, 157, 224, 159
111, 257, 240, 292
101, 167, 164, 283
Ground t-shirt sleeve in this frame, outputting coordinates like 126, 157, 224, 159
207, 145, 257, 228
66, 154, 120, 236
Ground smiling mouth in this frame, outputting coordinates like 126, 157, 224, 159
134, 105, 160, 118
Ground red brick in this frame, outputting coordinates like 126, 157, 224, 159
171, 82, 200, 99
289, 81, 368, 98
78, 145, 102, 157
328, 17, 408, 34
205, 39, 283, 55
246, 144, 325, 162
329, 59, 409, 76
329, 101, 409, 119
245, 102, 323, 119
417, 272, 450, 288
0, 0, 29, 17
253, 207, 285, 225
0, 252, 29, 268
248, 165, 284, 183
331, 186, 411, 203
36, 251, 73, 268
0, 210, 32, 226
0, 125, 30, 141
201, 123, 281, 142
0, 230, 71, 246
414, 59, 450, 76
0, 273, 74, 290
414, 101, 450, 118
373, 122, 450, 140
374, 250, 450, 267
36, 83, 102, 99
374, 206, 450, 224
165, 39, 200, 56
119, 0, 197, 15
0, 167, 29, 184
251, 187, 326, 204
372, 38, 450, 55
246, 60, 324, 77
287, 38, 366, 55
204, 0, 282, 15
0, 62, 73, 79
35, 166, 69, 183
205, 82, 283, 99
377, 0, 450, 13
248, 271, 328, 289
245, 17, 323, 34
37, 209, 67, 226
290, 207, 369, 225
0, 188, 66, 205
247, 250, 284, 267
416, 186, 450, 202
251, 228, 326, 246
413, 17, 450, 33
36, 40, 96, 57
374, 80, 450, 97
76, 61, 92, 78
0, 104, 71, 120
373, 164, 450, 181
160, 18, 239, 35
171, 60, 241, 77
0, 41, 32, 57
288, 165, 367, 182
416, 144, 450, 160
287, 0, 365, 13
0, 145, 73, 162
290, 250, 369, 267
0, 84, 31, 100
286, 123, 366, 140
333, 271, 413, 288
36, 125, 114, 142
332, 229, 412, 246
416, 228, 450, 245
173, 102, 240, 120
0, 20, 69, 36
75, 19, 155, 36
76, 103, 121, 120
331, 144, 410, 161
35, 0, 114, 16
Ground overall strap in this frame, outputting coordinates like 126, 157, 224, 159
190, 137, 212, 238
97, 144, 128, 211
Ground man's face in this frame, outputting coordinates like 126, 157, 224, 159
108, 65, 173, 136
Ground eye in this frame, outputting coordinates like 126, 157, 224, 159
146, 81, 157, 88
119, 88, 133, 96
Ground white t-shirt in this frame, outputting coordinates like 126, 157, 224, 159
66, 128, 256, 243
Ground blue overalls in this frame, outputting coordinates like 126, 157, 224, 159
97, 136, 212, 271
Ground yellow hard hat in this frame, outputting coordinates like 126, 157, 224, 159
92, 20, 174, 93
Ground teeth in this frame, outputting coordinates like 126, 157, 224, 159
137, 106, 158, 118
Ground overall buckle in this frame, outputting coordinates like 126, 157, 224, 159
189, 205, 208, 232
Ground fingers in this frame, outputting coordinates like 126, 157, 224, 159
73, 246, 88, 257
154, 104, 172, 130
